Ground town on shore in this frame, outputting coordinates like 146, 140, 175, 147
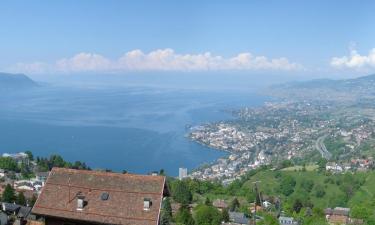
187, 100, 375, 184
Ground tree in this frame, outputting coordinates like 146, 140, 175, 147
2, 184, 16, 203
25, 151, 34, 161
351, 205, 372, 220
315, 184, 326, 198
280, 175, 296, 196
0, 157, 18, 171
317, 158, 327, 171
301, 179, 314, 193
279, 160, 293, 169
173, 180, 193, 205
222, 208, 230, 222
160, 197, 172, 225
194, 204, 222, 225
29, 195, 37, 207
49, 155, 66, 168
16, 192, 26, 206
20, 162, 33, 178
205, 197, 212, 206
175, 206, 195, 225
292, 198, 303, 213
229, 198, 240, 212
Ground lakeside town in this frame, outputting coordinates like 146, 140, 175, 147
187, 101, 375, 182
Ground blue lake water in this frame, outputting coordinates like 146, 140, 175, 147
0, 86, 268, 176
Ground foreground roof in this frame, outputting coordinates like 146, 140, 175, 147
32, 167, 167, 225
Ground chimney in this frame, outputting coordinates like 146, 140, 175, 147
143, 198, 152, 211
77, 193, 85, 211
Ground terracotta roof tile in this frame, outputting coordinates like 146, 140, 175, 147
32, 168, 166, 225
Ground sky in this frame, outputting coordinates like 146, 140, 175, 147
0, 0, 375, 79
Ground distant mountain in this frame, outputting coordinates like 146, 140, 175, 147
0, 72, 38, 90
267, 74, 375, 102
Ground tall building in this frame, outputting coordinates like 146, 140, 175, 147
179, 167, 188, 180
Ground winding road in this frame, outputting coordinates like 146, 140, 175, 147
315, 135, 332, 160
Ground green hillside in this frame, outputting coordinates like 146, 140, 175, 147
168, 167, 375, 224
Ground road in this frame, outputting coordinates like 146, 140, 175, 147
315, 135, 332, 160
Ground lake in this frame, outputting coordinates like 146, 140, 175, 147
0, 85, 268, 176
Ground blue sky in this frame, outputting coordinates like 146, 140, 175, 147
0, 0, 374, 78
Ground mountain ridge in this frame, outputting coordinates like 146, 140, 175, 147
0, 72, 38, 90
267, 73, 375, 101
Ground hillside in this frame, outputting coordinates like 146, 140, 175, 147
169, 166, 375, 225
0, 72, 38, 90
267, 74, 375, 102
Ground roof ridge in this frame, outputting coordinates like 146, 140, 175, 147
51, 167, 165, 180
44, 182, 163, 195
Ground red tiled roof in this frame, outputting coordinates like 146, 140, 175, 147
32, 167, 167, 225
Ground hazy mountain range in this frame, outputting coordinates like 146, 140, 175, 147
268, 73, 375, 102
0, 72, 38, 90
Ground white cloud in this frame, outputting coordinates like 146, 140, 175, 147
56, 53, 112, 72
8, 49, 303, 74
331, 48, 375, 69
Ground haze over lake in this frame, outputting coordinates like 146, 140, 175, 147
0, 82, 269, 175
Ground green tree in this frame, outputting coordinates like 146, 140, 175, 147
315, 184, 326, 198
222, 208, 230, 222
194, 204, 222, 225
292, 198, 303, 213
20, 162, 33, 178
175, 206, 195, 225
229, 198, 240, 212
25, 151, 34, 161
351, 205, 372, 220
29, 194, 37, 207
0, 157, 18, 171
280, 175, 296, 196
173, 180, 193, 205
160, 197, 172, 225
49, 155, 66, 168
317, 158, 327, 171
301, 179, 314, 193
2, 184, 16, 202
16, 192, 26, 206
205, 197, 212, 206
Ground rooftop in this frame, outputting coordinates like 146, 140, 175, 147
32, 167, 168, 225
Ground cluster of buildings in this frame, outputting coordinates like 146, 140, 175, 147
0, 152, 50, 204
326, 158, 374, 173
324, 207, 363, 225
188, 151, 270, 183
188, 101, 375, 183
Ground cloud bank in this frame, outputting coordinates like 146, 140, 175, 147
331, 48, 375, 69
9, 49, 303, 74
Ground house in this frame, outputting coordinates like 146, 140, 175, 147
212, 199, 228, 211
279, 216, 298, 225
0, 212, 8, 225
326, 162, 343, 173
0, 202, 33, 225
31, 167, 169, 225
35, 172, 49, 184
229, 212, 249, 225
325, 207, 350, 224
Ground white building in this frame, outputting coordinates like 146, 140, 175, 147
179, 167, 188, 180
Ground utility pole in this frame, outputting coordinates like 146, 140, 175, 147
252, 181, 261, 225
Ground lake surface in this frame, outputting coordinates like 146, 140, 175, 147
0, 86, 268, 175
